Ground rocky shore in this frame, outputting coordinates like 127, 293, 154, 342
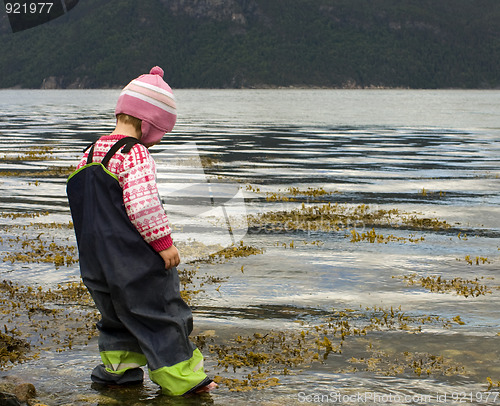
0, 377, 39, 406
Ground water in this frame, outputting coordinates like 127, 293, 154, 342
0, 89, 499, 405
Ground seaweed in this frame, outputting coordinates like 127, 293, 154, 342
247, 202, 451, 234
204, 306, 464, 392
395, 273, 496, 297
349, 228, 425, 244
0, 280, 98, 367
2, 233, 78, 268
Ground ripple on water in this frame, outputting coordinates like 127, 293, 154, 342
0, 89, 499, 404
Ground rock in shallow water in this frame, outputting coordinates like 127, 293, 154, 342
0, 391, 22, 406
0, 377, 37, 405
13, 383, 36, 402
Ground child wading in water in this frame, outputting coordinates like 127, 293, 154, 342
67, 67, 217, 396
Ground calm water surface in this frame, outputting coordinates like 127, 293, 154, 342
0, 89, 499, 405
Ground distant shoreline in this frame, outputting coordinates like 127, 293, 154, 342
1, 84, 500, 91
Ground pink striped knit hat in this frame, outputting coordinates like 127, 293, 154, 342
115, 66, 177, 145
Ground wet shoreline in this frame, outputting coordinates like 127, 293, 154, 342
0, 89, 499, 404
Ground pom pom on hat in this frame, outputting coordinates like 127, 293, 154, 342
149, 66, 164, 77
115, 66, 177, 145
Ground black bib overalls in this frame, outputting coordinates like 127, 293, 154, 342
66, 137, 210, 395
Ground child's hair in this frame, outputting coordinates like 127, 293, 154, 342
117, 113, 142, 136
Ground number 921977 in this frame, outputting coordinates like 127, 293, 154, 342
5, 2, 54, 14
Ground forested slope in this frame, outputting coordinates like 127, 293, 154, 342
0, 0, 499, 88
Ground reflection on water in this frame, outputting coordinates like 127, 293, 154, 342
0, 89, 499, 405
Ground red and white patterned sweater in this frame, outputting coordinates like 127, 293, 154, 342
76, 134, 173, 252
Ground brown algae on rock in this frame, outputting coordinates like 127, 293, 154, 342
0, 166, 76, 178
247, 202, 452, 234
0, 216, 79, 268
349, 228, 425, 244
487, 377, 500, 390
1, 146, 55, 162
0, 331, 30, 367
178, 266, 229, 305
2, 233, 78, 268
201, 306, 467, 392
177, 240, 264, 304
0, 212, 50, 220
0, 145, 75, 178
0, 279, 99, 367
461, 255, 491, 265
205, 240, 264, 263
248, 185, 339, 202
395, 273, 497, 297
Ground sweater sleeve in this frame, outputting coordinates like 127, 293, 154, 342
118, 144, 173, 252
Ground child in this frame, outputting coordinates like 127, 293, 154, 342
66, 67, 217, 396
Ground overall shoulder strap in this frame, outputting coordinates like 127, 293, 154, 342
101, 137, 143, 169
84, 142, 96, 164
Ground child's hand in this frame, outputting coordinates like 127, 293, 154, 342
159, 245, 180, 269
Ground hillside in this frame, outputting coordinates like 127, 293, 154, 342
1, 0, 499, 89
